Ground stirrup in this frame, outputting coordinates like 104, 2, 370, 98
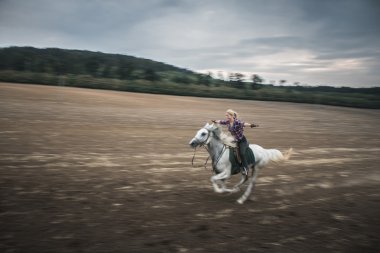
241, 167, 248, 175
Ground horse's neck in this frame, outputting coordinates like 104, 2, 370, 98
206, 137, 225, 162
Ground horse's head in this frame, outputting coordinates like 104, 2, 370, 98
189, 123, 217, 148
189, 123, 236, 148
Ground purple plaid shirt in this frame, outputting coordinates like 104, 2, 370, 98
219, 119, 245, 141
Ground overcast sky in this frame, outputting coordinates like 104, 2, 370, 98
1, 0, 379, 87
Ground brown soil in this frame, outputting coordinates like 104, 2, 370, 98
0, 82, 379, 253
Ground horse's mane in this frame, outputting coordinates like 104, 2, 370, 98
206, 123, 237, 147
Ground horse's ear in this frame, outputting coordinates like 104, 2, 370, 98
204, 122, 210, 128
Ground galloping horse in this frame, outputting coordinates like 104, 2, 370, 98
189, 123, 292, 204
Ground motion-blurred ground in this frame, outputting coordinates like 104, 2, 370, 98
1, 82, 379, 252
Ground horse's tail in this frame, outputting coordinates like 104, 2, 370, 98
255, 146, 293, 167
283, 147, 293, 161
268, 148, 293, 163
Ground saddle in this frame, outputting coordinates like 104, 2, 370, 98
228, 146, 255, 175
232, 147, 243, 165
220, 134, 255, 175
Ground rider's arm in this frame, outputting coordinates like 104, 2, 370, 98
244, 122, 259, 128
212, 120, 228, 125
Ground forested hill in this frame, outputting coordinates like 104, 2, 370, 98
0, 46, 379, 109
0, 46, 192, 78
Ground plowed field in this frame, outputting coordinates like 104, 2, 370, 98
1, 82, 379, 252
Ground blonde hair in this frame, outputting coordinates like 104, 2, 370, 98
226, 109, 238, 119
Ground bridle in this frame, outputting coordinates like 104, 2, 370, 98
191, 128, 211, 167
191, 128, 227, 171
193, 127, 212, 148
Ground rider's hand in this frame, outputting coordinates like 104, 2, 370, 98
211, 120, 217, 124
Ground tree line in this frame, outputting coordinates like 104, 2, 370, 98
0, 46, 267, 89
0, 46, 379, 108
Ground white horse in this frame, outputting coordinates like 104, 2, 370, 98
189, 123, 292, 204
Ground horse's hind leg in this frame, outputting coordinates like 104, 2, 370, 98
231, 174, 248, 192
237, 166, 259, 204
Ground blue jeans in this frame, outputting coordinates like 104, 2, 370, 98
238, 136, 249, 168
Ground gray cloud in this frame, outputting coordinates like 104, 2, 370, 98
0, 0, 379, 87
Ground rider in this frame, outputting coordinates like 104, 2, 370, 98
212, 109, 258, 175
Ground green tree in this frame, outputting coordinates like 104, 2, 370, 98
144, 68, 160, 81
101, 65, 112, 78
117, 60, 134, 79
197, 73, 212, 86
85, 57, 100, 76
229, 72, 245, 88
251, 74, 263, 89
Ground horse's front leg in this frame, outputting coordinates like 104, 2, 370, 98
220, 180, 241, 193
219, 179, 237, 193
210, 171, 231, 193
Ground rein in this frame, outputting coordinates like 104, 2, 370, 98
209, 144, 227, 171
191, 146, 210, 169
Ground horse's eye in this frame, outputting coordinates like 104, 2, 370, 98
201, 132, 206, 136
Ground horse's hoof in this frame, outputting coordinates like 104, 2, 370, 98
214, 189, 224, 193
237, 199, 244, 204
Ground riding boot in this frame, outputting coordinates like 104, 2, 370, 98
241, 156, 249, 175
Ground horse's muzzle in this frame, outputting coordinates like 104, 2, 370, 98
189, 139, 198, 148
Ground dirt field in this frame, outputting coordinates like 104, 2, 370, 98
0, 82, 379, 253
